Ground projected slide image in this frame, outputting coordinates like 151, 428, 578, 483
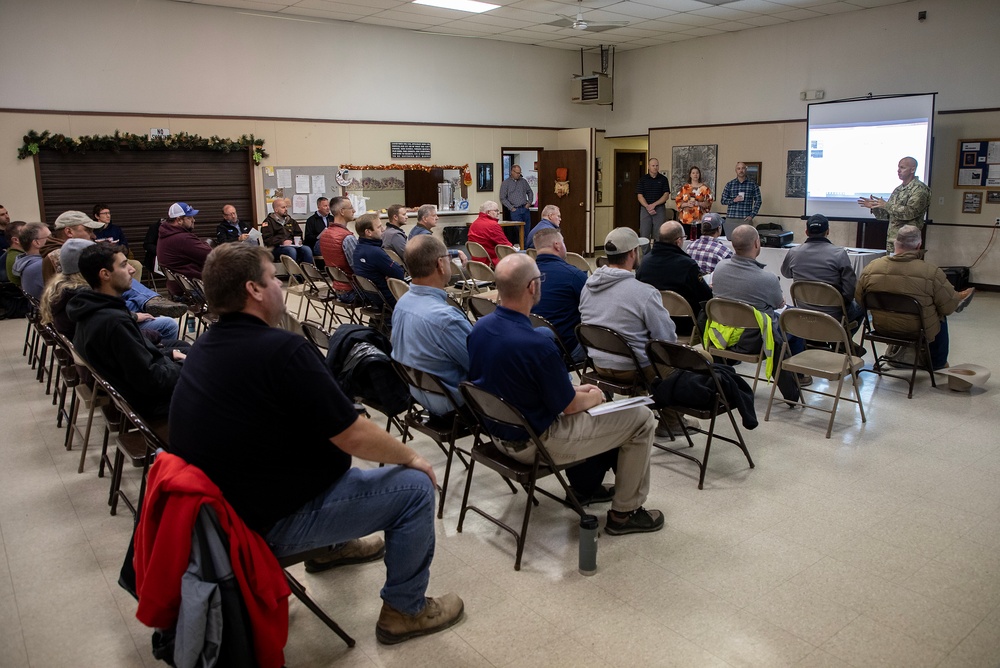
807, 121, 929, 200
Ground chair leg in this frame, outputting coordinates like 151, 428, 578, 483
456, 458, 478, 533
852, 372, 867, 424
438, 441, 456, 520
284, 571, 356, 647
109, 449, 125, 514
514, 468, 541, 571
65, 390, 82, 451
77, 398, 100, 473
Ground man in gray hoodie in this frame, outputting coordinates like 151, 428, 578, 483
579, 227, 676, 380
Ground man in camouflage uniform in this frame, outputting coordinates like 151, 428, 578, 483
858, 156, 931, 253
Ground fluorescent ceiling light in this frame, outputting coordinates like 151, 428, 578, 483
413, 0, 499, 13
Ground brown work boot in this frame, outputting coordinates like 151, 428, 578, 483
376, 593, 465, 645
144, 296, 189, 318
304, 535, 385, 573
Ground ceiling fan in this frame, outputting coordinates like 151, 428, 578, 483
547, 0, 629, 32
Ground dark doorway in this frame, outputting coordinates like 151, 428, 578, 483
614, 150, 646, 235
538, 149, 588, 253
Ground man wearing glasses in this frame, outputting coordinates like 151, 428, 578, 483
467, 253, 664, 535
499, 164, 534, 233
467, 200, 511, 266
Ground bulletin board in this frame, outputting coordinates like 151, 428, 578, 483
954, 139, 1000, 189
260, 165, 344, 219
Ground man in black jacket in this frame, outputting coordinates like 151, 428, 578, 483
303, 196, 334, 255
67, 244, 184, 419
636, 221, 713, 335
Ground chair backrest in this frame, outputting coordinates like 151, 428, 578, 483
387, 277, 410, 303
446, 294, 467, 314
595, 256, 608, 268
385, 248, 405, 268
301, 321, 331, 351
778, 308, 853, 350
646, 339, 714, 378
393, 361, 460, 409
791, 280, 847, 319
660, 290, 701, 344
564, 252, 591, 274
525, 248, 537, 259
468, 295, 497, 320
466, 241, 489, 261
460, 382, 541, 445
279, 254, 302, 281
705, 297, 761, 330
353, 274, 387, 308
301, 262, 331, 290
327, 264, 350, 284
495, 244, 517, 259
465, 260, 496, 283
575, 323, 645, 375
862, 291, 924, 336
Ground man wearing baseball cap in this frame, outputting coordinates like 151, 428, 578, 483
685, 212, 733, 276
157, 202, 212, 296
780, 214, 864, 332
41, 210, 104, 284
580, 227, 676, 379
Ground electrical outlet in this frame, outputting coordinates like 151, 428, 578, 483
995, 217, 1000, 227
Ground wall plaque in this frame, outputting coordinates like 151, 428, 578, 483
390, 142, 431, 160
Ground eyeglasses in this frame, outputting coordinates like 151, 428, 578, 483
527, 273, 546, 289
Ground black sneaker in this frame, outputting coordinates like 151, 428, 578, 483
569, 485, 615, 507
955, 288, 975, 313
605, 507, 664, 535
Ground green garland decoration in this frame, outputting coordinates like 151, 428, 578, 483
17, 130, 268, 164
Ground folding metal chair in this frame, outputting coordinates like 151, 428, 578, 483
860, 291, 937, 398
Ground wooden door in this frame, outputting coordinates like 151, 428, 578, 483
538, 149, 587, 253
614, 150, 645, 234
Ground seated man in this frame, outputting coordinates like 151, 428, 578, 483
168, 242, 463, 644
67, 244, 185, 419
856, 224, 974, 371
4, 220, 26, 285
525, 205, 560, 249
468, 253, 662, 535
157, 202, 212, 296
391, 235, 472, 417
41, 209, 104, 284
407, 204, 438, 240
636, 220, 713, 334
579, 228, 677, 381
12, 222, 51, 299
467, 201, 510, 266
532, 227, 587, 362
319, 197, 357, 296
353, 213, 405, 307
303, 196, 333, 255
711, 224, 802, 400
216, 204, 255, 245
685, 212, 733, 275
92, 204, 129, 251
382, 204, 408, 261
780, 213, 863, 331
261, 197, 314, 265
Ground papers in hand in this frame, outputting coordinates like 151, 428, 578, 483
587, 395, 654, 416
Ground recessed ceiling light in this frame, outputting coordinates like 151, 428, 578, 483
413, 0, 499, 13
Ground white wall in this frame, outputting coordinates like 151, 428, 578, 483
0, 0, 600, 129
609, 0, 1000, 135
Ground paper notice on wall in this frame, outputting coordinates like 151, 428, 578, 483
957, 169, 983, 186
309, 193, 323, 211
276, 169, 292, 188
988, 142, 1000, 164
312, 175, 326, 193
986, 165, 1000, 187
962, 142, 981, 152
295, 174, 310, 194
292, 195, 308, 214
264, 166, 275, 177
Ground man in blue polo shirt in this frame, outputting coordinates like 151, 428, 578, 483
467, 253, 663, 535
353, 213, 405, 307
532, 227, 586, 362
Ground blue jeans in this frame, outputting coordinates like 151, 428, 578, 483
138, 316, 179, 340
509, 206, 532, 236
273, 245, 314, 265
929, 318, 949, 370
265, 466, 435, 615
123, 278, 158, 312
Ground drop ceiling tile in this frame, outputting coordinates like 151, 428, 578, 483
679, 25, 726, 36
279, 5, 371, 18
490, 6, 562, 21
358, 13, 437, 27
712, 19, 757, 30
740, 13, 789, 25
599, 1, 680, 19
721, 0, 792, 12
460, 13, 534, 27
774, 7, 824, 20
630, 0, 709, 10
688, 5, 758, 20
811, 2, 863, 13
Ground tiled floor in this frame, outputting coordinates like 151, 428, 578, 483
1, 293, 998, 667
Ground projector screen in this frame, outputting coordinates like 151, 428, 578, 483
805, 93, 935, 220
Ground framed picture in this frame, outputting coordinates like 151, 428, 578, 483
962, 151, 978, 167
744, 161, 762, 186
962, 191, 982, 214
476, 162, 494, 192
987, 190, 1000, 204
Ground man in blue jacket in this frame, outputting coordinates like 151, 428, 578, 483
353, 213, 405, 307
532, 227, 586, 362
